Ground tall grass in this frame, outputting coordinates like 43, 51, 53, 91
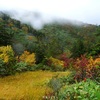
0, 71, 70, 100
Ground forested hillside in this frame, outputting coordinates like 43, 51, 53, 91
0, 12, 100, 62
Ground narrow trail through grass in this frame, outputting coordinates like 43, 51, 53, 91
0, 70, 70, 100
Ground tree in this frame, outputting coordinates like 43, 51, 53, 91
0, 20, 13, 46
71, 39, 85, 58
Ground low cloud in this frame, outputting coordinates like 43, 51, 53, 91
0, 0, 100, 29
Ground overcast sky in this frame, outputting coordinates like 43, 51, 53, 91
0, 0, 100, 29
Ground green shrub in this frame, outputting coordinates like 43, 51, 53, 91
0, 59, 15, 76
58, 79, 100, 100
43, 72, 73, 100
14, 61, 29, 72
0, 59, 6, 76
60, 71, 76, 85
46, 74, 100, 100
47, 75, 62, 100
50, 64, 64, 72
48, 75, 62, 93
32, 63, 52, 71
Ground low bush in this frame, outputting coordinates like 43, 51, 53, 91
58, 79, 100, 100
0, 59, 7, 76
0, 45, 15, 76
31, 63, 52, 71
17, 51, 36, 66
43, 72, 75, 99
0, 59, 16, 76
0, 46, 36, 76
43, 75, 63, 100
60, 53, 74, 69
14, 61, 29, 72
45, 76, 100, 100
73, 55, 100, 82
0, 45, 15, 63
47, 57, 64, 71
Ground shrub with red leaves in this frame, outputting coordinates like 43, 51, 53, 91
73, 55, 100, 82
74, 55, 89, 81
60, 53, 73, 68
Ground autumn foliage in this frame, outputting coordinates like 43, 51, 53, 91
60, 53, 74, 68
47, 57, 64, 67
0, 45, 14, 63
17, 51, 36, 65
73, 55, 100, 81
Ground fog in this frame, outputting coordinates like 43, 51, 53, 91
0, 0, 100, 29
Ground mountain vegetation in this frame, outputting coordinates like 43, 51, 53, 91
0, 12, 100, 60
0, 12, 100, 100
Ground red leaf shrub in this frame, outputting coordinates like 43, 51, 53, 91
60, 53, 74, 68
73, 55, 100, 82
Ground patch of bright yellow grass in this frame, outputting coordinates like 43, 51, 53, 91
0, 70, 70, 100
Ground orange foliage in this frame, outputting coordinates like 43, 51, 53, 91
18, 51, 36, 65
74, 55, 100, 81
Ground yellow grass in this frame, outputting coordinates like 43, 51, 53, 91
0, 70, 70, 100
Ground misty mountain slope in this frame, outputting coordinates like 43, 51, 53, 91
0, 12, 100, 59
39, 23, 99, 46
